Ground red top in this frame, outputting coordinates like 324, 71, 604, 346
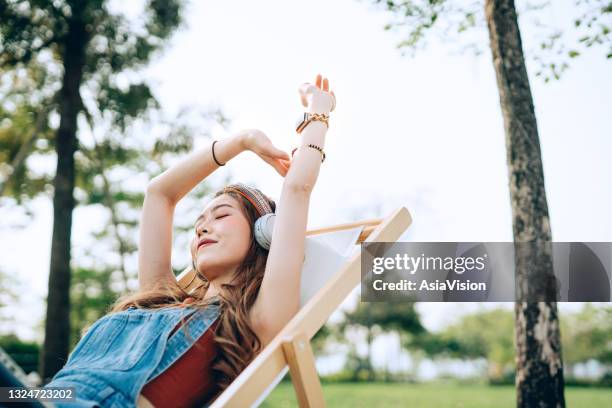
141, 299, 220, 407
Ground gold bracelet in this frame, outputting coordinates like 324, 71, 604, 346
308, 113, 329, 129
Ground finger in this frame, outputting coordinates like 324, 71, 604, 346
316, 74, 322, 89
322, 78, 329, 92
278, 160, 289, 176
263, 155, 287, 176
278, 159, 289, 177
280, 159, 291, 169
278, 158, 291, 168
299, 83, 309, 107
275, 162, 287, 177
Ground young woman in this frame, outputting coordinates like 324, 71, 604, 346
43, 74, 336, 408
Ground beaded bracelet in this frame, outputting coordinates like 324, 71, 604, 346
291, 144, 326, 163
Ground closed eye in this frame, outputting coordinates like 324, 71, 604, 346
194, 214, 229, 233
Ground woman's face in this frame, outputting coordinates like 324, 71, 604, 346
190, 194, 252, 282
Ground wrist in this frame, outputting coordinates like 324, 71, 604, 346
307, 106, 331, 115
307, 100, 332, 114
235, 130, 251, 151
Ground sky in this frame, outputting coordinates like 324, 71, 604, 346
1, 0, 610, 372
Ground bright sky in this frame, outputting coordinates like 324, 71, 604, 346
1, 0, 610, 363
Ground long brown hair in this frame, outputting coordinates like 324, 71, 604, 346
108, 184, 275, 402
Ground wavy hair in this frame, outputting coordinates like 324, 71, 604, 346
108, 184, 275, 403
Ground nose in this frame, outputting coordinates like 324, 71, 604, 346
196, 223, 209, 236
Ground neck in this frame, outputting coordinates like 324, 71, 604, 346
202, 268, 237, 300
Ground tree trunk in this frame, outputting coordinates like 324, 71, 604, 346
39, 12, 87, 383
484, 1, 565, 407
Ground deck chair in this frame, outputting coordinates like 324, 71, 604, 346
0, 347, 54, 407
174, 206, 412, 408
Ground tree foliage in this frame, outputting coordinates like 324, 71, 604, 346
369, 0, 611, 81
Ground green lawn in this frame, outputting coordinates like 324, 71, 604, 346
260, 382, 611, 408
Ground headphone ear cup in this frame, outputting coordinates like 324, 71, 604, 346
254, 213, 276, 250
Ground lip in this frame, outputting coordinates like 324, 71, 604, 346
198, 241, 217, 249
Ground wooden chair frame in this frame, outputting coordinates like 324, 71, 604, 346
175, 206, 412, 408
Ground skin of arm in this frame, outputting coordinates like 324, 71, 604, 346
250, 77, 333, 347
138, 135, 247, 292
147, 136, 247, 206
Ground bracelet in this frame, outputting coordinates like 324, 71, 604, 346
291, 144, 326, 163
309, 113, 329, 129
212, 140, 226, 166
297, 112, 330, 134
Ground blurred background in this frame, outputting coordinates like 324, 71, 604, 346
0, 0, 610, 406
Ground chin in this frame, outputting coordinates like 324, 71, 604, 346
194, 258, 218, 274
194, 258, 209, 271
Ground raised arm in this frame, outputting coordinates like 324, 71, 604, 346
250, 74, 336, 346
138, 135, 247, 292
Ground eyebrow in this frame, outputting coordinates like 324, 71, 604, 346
195, 203, 234, 225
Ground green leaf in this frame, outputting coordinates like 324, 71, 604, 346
568, 50, 580, 58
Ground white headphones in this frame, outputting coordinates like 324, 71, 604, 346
254, 212, 276, 250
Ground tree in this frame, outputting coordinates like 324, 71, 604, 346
363, 0, 610, 405
0, 334, 41, 377
0, 0, 185, 382
0, 267, 20, 332
416, 304, 612, 383
560, 303, 612, 379
413, 308, 516, 382
484, 2, 565, 405
339, 301, 425, 381
532, 0, 612, 81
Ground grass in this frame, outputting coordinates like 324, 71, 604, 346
259, 381, 611, 408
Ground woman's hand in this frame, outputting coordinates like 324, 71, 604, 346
299, 74, 336, 114
240, 129, 292, 177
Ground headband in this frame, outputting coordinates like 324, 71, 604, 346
222, 183, 274, 216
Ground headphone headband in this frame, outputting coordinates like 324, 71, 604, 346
222, 183, 273, 216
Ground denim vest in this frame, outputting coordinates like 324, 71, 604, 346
44, 299, 221, 408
